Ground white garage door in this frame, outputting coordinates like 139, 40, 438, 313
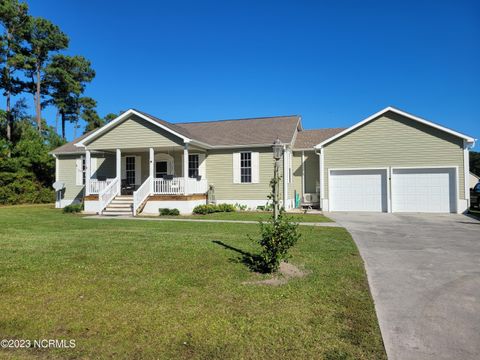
329, 169, 388, 212
392, 168, 456, 213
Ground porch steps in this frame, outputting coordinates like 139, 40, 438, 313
102, 195, 133, 216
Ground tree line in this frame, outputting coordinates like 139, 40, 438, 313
0, 0, 116, 204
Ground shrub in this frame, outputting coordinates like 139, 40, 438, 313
217, 203, 235, 212
193, 204, 209, 214
159, 208, 180, 216
193, 204, 216, 214
252, 212, 301, 273
234, 203, 247, 211
193, 203, 236, 214
63, 203, 83, 213
256, 203, 273, 212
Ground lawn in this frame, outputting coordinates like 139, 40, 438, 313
0, 205, 385, 359
156, 211, 332, 223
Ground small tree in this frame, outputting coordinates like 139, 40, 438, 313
253, 175, 301, 273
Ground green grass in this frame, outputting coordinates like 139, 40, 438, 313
0, 205, 385, 359
158, 211, 332, 223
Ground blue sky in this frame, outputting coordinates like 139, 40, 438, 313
26, 0, 479, 148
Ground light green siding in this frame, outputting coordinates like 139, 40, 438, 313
86, 114, 183, 150
57, 153, 119, 201
206, 148, 277, 201
93, 153, 116, 179
292, 152, 303, 203
57, 154, 84, 201
291, 151, 319, 207
323, 111, 466, 199
304, 152, 319, 194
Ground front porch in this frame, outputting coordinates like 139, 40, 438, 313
83, 146, 208, 215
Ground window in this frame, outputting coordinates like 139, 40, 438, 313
155, 161, 168, 178
188, 154, 199, 178
82, 156, 86, 185
126, 156, 135, 185
240, 152, 252, 183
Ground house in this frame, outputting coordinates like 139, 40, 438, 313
470, 172, 480, 189
51, 106, 476, 215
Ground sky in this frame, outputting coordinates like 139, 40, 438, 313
23, 0, 480, 148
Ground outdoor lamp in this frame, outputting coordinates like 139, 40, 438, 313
273, 137, 283, 160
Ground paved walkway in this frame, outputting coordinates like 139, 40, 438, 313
83, 215, 340, 227
328, 212, 480, 360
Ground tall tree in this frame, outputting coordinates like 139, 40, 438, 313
80, 97, 104, 133
0, 0, 29, 144
103, 112, 118, 123
24, 17, 68, 132
44, 54, 95, 139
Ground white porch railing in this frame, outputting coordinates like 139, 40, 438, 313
133, 176, 152, 216
99, 177, 119, 214
154, 177, 185, 194
153, 177, 208, 195
185, 178, 208, 194
89, 178, 115, 194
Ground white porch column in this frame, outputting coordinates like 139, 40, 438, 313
319, 147, 325, 210
116, 149, 121, 193
149, 147, 154, 193
301, 151, 305, 197
85, 150, 91, 196
183, 142, 189, 195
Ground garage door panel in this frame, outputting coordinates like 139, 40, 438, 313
330, 169, 387, 212
392, 168, 456, 213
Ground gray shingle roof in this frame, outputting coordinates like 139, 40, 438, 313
50, 131, 93, 155
293, 128, 346, 149
176, 115, 301, 146
52, 111, 334, 154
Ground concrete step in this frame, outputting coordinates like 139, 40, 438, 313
105, 205, 132, 212
110, 200, 133, 205
115, 196, 133, 200
108, 203, 133, 208
102, 211, 132, 216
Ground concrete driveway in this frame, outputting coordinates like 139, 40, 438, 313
327, 212, 480, 360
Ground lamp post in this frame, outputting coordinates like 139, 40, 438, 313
272, 137, 284, 221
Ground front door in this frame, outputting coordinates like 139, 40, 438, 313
156, 161, 168, 178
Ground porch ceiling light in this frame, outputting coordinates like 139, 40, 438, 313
272, 137, 283, 160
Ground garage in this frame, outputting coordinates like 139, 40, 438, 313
391, 167, 457, 213
329, 169, 388, 212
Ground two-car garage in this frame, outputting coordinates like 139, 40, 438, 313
329, 167, 457, 213
316, 107, 474, 214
